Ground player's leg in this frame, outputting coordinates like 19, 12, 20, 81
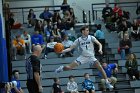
94, 60, 107, 79
93, 60, 114, 90
55, 61, 78, 73
55, 56, 85, 73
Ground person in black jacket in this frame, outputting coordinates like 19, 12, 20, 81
119, 33, 132, 59
102, 4, 113, 22
125, 53, 139, 80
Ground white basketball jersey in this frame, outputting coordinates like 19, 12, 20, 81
74, 35, 96, 57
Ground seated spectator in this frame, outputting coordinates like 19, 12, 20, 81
9, 13, 22, 29
82, 73, 95, 93
119, 33, 132, 59
95, 24, 105, 57
27, 9, 36, 27
52, 77, 64, 93
67, 75, 79, 93
69, 8, 76, 30
44, 36, 57, 59
98, 62, 118, 91
11, 70, 24, 93
21, 31, 32, 53
39, 6, 53, 23
125, 53, 139, 80
102, 4, 113, 23
62, 10, 73, 30
118, 19, 129, 39
113, 4, 123, 17
57, 19, 65, 31
31, 31, 45, 50
52, 24, 62, 42
131, 19, 140, 41
52, 10, 61, 24
123, 11, 130, 20
61, 34, 74, 57
34, 20, 44, 34
12, 35, 26, 60
44, 20, 53, 42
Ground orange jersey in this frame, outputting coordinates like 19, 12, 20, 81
13, 39, 25, 49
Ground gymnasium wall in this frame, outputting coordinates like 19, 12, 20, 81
7, 0, 115, 23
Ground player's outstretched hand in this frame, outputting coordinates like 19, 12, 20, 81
98, 50, 103, 55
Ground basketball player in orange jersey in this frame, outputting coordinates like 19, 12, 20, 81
55, 25, 114, 90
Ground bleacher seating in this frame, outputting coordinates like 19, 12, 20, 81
11, 21, 140, 93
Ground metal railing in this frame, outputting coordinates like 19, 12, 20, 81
8, 5, 69, 24
92, 1, 140, 21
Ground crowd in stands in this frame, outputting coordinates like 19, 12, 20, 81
5, 0, 76, 60
2, 1, 140, 93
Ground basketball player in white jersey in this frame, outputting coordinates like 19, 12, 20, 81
55, 25, 114, 90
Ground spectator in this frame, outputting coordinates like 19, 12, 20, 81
118, 19, 129, 39
26, 45, 43, 93
52, 77, 64, 93
61, 0, 70, 13
82, 73, 95, 93
31, 31, 45, 50
119, 33, 132, 59
69, 8, 76, 29
21, 31, 32, 53
27, 9, 36, 27
61, 34, 74, 57
62, 10, 72, 30
44, 36, 57, 59
125, 53, 139, 80
123, 11, 130, 20
102, 4, 113, 23
34, 20, 44, 34
57, 19, 65, 31
44, 21, 53, 42
12, 35, 26, 60
39, 6, 53, 23
69, 8, 75, 22
52, 10, 61, 24
95, 24, 105, 57
11, 70, 24, 93
113, 4, 123, 17
52, 24, 62, 42
131, 19, 140, 41
9, 13, 22, 29
67, 75, 79, 93
98, 62, 118, 91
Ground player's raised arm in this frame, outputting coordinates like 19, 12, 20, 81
94, 38, 103, 55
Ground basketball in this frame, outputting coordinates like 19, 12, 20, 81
54, 43, 64, 53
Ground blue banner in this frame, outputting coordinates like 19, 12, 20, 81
0, 14, 8, 91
